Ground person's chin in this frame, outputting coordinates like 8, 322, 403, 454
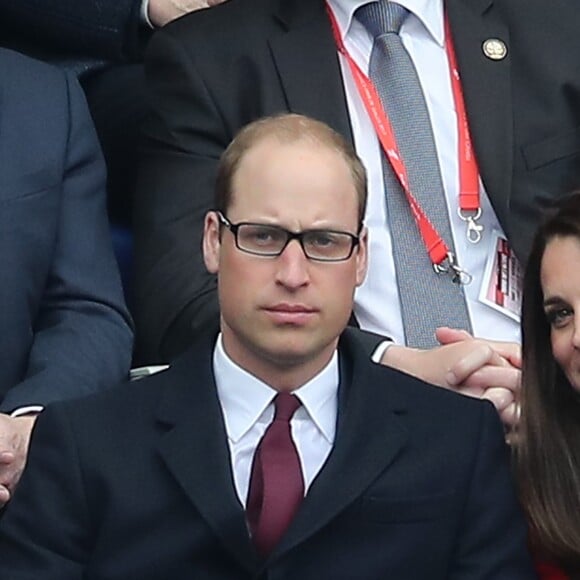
257, 332, 319, 364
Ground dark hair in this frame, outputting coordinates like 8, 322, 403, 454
214, 113, 367, 229
516, 193, 580, 568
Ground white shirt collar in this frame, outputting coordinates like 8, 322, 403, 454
213, 334, 338, 445
328, 0, 445, 47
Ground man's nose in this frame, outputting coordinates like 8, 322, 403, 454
275, 239, 310, 289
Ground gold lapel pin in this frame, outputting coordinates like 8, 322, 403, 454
482, 38, 508, 60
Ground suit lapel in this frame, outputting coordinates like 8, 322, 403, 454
271, 330, 409, 559
268, 0, 354, 144
155, 340, 258, 574
155, 331, 408, 567
446, 0, 513, 225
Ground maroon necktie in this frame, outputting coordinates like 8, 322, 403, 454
246, 393, 304, 557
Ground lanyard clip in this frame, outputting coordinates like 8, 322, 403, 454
458, 208, 483, 244
433, 252, 473, 285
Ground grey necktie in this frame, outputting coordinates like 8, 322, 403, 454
357, 0, 472, 348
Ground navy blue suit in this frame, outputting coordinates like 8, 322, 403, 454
0, 49, 133, 411
0, 328, 535, 578
0, 0, 145, 64
0, 1, 151, 226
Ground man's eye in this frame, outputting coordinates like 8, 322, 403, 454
243, 227, 283, 246
253, 230, 275, 242
309, 232, 340, 247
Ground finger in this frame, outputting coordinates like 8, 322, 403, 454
485, 341, 522, 369
481, 387, 514, 412
445, 343, 497, 385
435, 326, 473, 346
437, 329, 522, 369
0, 484, 10, 506
0, 451, 15, 465
0, 464, 23, 491
499, 401, 521, 430
451, 384, 486, 399
462, 365, 521, 394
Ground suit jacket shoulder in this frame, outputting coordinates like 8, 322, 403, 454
0, 48, 133, 409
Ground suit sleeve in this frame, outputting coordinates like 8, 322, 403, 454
134, 29, 225, 363
0, 0, 144, 60
450, 402, 537, 579
0, 71, 133, 412
0, 405, 90, 579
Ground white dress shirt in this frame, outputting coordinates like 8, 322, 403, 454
329, 0, 520, 344
213, 335, 338, 507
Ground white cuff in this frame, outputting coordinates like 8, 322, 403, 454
371, 340, 395, 364
141, 0, 154, 28
10, 406, 43, 417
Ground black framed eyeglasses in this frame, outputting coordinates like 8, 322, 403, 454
217, 212, 360, 262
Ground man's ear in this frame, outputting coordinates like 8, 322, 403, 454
203, 211, 221, 274
355, 225, 369, 286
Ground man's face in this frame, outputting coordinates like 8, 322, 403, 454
203, 137, 367, 381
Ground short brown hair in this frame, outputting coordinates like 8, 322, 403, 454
214, 114, 367, 229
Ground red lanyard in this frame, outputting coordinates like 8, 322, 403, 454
445, 16, 483, 244
326, 4, 481, 279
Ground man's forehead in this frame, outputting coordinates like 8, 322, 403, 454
234, 136, 349, 189
242, 133, 337, 162
225, 131, 360, 225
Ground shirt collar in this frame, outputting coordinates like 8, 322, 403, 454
328, 0, 445, 47
213, 334, 338, 444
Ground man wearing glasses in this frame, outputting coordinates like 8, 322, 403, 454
0, 114, 534, 578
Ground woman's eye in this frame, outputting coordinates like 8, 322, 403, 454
546, 307, 573, 328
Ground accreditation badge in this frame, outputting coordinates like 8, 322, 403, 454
479, 230, 523, 322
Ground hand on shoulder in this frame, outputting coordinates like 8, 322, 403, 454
148, 0, 229, 27
381, 327, 521, 428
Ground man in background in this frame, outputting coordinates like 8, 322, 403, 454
0, 48, 133, 508
0, 0, 229, 225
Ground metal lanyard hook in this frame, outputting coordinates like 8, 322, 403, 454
433, 252, 473, 285
458, 208, 483, 244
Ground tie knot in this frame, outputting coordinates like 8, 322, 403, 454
273, 393, 301, 422
357, 0, 409, 37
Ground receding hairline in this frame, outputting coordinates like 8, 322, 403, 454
215, 113, 368, 225
232, 115, 358, 174
234, 113, 345, 144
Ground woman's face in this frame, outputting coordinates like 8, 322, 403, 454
541, 235, 580, 392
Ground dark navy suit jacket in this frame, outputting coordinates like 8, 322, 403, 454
0, 0, 145, 63
0, 328, 535, 578
0, 49, 133, 411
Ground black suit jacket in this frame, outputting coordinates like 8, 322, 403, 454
0, 328, 535, 579
0, 49, 133, 411
134, 0, 580, 362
